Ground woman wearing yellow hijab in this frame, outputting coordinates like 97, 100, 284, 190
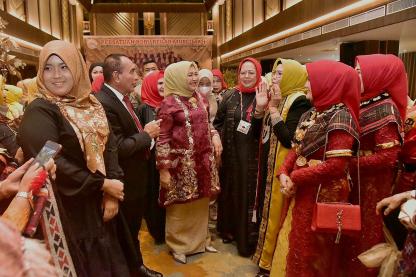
156, 61, 221, 264
252, 58, 311, 277
19, 40, 134, 276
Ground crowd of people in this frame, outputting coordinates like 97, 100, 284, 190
0, 38, 415, 277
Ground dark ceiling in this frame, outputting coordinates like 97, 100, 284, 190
79, 0, 217, 13
94, 0, 204, 3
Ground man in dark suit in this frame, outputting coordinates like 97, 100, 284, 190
97, 54, 162, 277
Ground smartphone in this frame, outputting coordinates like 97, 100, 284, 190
33, 140, 62, 166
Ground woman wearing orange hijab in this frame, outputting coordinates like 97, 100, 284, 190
19, 40, 135, 276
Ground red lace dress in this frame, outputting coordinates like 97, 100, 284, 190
156, 93, 220, 206
272, 106, 359, 277
343, 97, 402, 277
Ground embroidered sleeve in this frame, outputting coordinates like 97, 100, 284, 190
156, 100, 174, 169
290, 130, 354, 187
277, 149, 297, 176
355, 123, 401, 170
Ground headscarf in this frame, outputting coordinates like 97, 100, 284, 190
20, 77, 38, 105
141, 70, 164, 108
164, 61, 197, 98
212, 69, 227, 90
36, 40, 109, 175
91, 74, 104, 93
306, 60, 360, 126
236, 57, 262, 93
198, 69, 214, 86
264, 72, 272, 87
88, 62, 103, 83
273, 58, 308, 97
356, 54, 408, 120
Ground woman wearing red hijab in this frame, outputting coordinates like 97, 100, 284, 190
271, 60, 360, 276
212, 69, 228, 103
213, 57, 263, 256
343, 54, 407, 276
137, 70, 166, 244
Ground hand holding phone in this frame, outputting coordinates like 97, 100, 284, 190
33, 140, 62, 167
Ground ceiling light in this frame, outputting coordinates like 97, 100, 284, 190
221, 0, 387, 60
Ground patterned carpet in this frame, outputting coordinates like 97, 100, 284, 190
140, 229, 258, 277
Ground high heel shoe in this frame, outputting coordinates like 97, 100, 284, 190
172, 253, 187, 264
205, 245, 218, 253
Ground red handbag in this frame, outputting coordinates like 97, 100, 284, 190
311, 201, 361, 243
311, 158, 361, 244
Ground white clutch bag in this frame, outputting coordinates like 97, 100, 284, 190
398, 198, 416, 230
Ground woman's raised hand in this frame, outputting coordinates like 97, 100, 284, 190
255, 81, 269, 111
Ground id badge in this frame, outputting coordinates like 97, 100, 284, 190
236, 120, 251, 135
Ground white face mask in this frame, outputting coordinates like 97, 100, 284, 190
199, 86, 212, 96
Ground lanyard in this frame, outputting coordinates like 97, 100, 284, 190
239, 91, 255, 122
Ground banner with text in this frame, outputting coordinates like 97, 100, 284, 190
84, 36, 213, 76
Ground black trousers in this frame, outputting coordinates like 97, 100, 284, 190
121, 199, 145, 265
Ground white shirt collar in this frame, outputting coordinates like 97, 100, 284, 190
104, 83, 125, 102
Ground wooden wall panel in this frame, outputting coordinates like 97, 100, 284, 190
225, 0, 232, 41
6, 0, 25, 21
284, 0, 302, 10
220, 0, 381, 54
233, 0, 242, 37
26, 0, 39, 28
50, 0, 62, 39
95, 13, 135, 36
61, 0, 70, 41
166, 13, 203, 35
400, 52, 416, 99
243, 0, 253, 32
265, 0, 279, 20
253, 0, 264, 26
39, 0, 51, 34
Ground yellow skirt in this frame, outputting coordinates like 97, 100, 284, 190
165, 197, 210, 255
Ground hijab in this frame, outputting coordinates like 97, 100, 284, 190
36, 40, 109, 175
306, 60, 360, 126
356, 54, 408, 120
21, 77, 37, 105
141, 70, 164, 108
264, 72, 272, 87
88, 62, 103, 83
273, 58, 308, 97
212, 69, 227, 90
236, 57, 262, 93
91, 74, 104, 93
164, 61, 197, 98
198, 69, 214, 95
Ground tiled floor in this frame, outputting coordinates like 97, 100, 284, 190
140, 229, 258, 277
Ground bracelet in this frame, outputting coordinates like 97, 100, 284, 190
410, 190, 416, 199
16, 191, 30, 199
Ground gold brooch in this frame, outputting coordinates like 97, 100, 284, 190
296, 156, 307, 167
188, 97, 198, 109
295, 129, 306, 141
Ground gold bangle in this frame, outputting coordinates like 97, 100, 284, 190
325, 149, 353, 158
376, 140, 400, 150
